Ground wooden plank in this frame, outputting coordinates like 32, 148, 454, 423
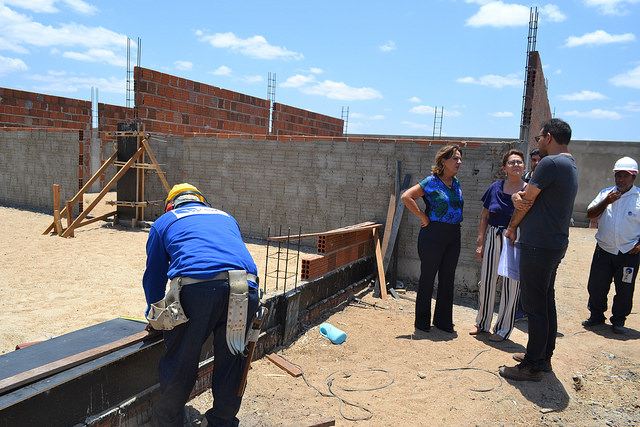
75, 211, 117, 228
44, 150, 118, 235
289, 418, 336, 427
65, 200, 74, 237
0, 330, 159, 395
268, 222, 381, 242
372, 228, 387, 299
61, 146, 144, 238
265, 353, 302, 377
141, 138, 171, 193
374, 191, 396, 295
382, 174, 411, 271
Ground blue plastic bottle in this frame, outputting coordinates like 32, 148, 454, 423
319, 322, 347, 344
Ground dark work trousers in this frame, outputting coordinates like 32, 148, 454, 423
586, 244, 639, 326
519, 243, 566, 372
154, 280, 259, 427
415, 221, 461, 331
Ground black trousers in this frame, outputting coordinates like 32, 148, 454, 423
154, 280, 259, 427
415, 221, 461, 330
519, 243, 565, 372
586, 244, 639, 326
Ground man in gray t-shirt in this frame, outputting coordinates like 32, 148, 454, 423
500, 119, 578, 381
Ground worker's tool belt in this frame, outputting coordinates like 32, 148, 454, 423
145, 270, 258, 333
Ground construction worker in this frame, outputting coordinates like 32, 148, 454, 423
582, 157, 640, 334
143, 183, 259, 427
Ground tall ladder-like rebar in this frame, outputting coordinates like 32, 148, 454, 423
519, 7, 538, 143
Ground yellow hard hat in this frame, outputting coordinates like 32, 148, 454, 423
165, 183, 205, 208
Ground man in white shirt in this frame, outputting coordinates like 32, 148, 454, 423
582, 157, 640, 335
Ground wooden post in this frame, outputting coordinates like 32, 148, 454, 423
65, 200, 74, 237
52, 184, 63, 236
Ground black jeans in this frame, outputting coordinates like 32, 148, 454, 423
519, 243, 566, 371
415, 222, 461, 330
154, 280, 259, 427
586, 244, 639, 326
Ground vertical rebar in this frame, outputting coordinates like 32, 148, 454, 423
295, 226, 301, 289
283, 227, 291, 293
264, 226, 270, 294
275, 225, 282, 292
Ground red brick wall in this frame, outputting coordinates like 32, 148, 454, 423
272, 103, 343, 136
0, 87, 91, 130
134, 67, 271, 135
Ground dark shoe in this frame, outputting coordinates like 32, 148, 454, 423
512, 353, 552, 372
612, 324, 626, 335
434, 323, 455, 333
582, 317, 605, 327
414, 325, 431, 333
499, 362, 542, 382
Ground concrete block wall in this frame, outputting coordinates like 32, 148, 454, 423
134, 67, 271, 135
272, 103, 344, 136
170, 134, 519, 296
0, 128, 78, 210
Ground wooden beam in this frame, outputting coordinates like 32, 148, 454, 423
75, 210, 117, 228
43, 150, 118, 235
372, 228, 387, 299
268, 222, 381, 242
0, 330, 159, 395
65, 200, 74, 237
381, 174, 411, 271
61, 146, 144, 238
141, 138, 171, 193
52, 184, 62, 236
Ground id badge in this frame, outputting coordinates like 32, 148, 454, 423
622, 267, 634, 283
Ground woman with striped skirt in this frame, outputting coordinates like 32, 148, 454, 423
469, 149, 526, 342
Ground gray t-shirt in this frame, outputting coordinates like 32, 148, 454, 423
520, 153, 578, 250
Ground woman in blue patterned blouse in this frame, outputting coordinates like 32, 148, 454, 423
401, 145, 464, 334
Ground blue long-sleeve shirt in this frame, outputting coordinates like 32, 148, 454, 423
142, 202, 258, 313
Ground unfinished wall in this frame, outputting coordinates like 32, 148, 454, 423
0, 128, 78, 210
162, 134, 519, 296
520, 51, 552, 150
272, 103, 343, 136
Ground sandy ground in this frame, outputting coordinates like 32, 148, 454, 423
1, 197, 639, 426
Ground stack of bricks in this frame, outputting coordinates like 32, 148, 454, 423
301, 229, 374, 280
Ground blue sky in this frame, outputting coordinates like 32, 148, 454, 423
1, 0, 638, 141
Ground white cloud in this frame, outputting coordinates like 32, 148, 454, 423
309, 67, 323, 74
466, 1, 530, 27
408, 96, 421, 103
584, 0, 640, 15
174, 60, 193, 71
617, 101, 640, 112
0, 5, 127, 65
456, 73, 520, 88
558, 90, 607, 101
1, 0, 98, 14
62, 48, 126, 66
563, 109, 623, 119
410, 105, 436, 115
609, 65, 640, 89
489, 111, 514, 117
379, 41, 397, 52
198, 32, 303, 60
299, 80, 382, 101
564, 30, 635, 47
28, 72, 125, 94
350, 112, 385, 120
239, 75, 263, 84
401, 120, 431, 131
540, 4, 567, 22
0, 55, 28, 75
281, 74, 316, 88
211, 65, 232, 76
